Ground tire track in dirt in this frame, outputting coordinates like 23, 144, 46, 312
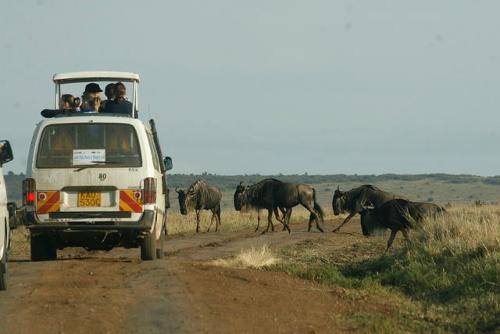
0, 218, 367, 334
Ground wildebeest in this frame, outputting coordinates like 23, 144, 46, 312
234, 178, 325, 233
176, 180, 222, 233
360, 198, 446, 250
332, 185, 404, 232
234, 179, 289, 232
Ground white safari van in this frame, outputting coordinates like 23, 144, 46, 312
0, 140, 14, 290
23, 72, 172, 261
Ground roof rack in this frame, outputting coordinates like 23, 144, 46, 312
53, 112, 133, 119
41, 109, 135, 119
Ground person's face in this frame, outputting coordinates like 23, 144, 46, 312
106, 85, 116, 99
60, 99, 71, 109
116, 84, 126, 98
88, 91, 101, 100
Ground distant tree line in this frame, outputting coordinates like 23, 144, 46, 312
167, 173, 494, 191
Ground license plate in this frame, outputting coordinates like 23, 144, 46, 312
78, 192, 101, 207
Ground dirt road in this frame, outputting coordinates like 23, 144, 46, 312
0, 219, 367, 334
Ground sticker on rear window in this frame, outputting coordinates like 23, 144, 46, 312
73, 149, 106, 165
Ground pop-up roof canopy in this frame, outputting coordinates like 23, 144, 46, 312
52, 71, 140, 118
53, 71, 140, 84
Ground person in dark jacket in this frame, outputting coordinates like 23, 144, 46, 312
100, 83, 116, 113
101, 82, 132, 116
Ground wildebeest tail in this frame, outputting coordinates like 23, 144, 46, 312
313, 188, 325, 222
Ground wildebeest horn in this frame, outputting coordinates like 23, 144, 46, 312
361, 204, 375, 211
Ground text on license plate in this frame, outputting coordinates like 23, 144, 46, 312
78, 192, 101, 207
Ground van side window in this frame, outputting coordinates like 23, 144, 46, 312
147, 133, 160, 171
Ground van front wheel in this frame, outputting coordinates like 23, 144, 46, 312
30, 233, 56, 261
140, 233, 156, 261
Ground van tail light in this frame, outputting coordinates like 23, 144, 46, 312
23, 178, 36, 206
143, 177, 157, 204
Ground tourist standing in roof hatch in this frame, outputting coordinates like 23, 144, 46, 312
80, 83, 103, 113
101, 82, 132, 116
101, 83, 116, 113
60, 94, 75, 110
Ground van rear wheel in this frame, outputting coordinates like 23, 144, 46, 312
156, 229, 165, 259
30, 233, 56, 261
156, 216, 166, 259
140, 233, 156, 261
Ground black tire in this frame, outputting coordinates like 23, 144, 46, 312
30, 233, 57, 261
156, 229, 165, 259
156, 214, 167, 259
0, 255, 7, 291
140, 232, 156, 261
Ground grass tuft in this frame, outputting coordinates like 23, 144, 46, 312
211, 244, 279, 269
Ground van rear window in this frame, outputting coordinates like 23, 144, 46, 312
36, 123, 142, 168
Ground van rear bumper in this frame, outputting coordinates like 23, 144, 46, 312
26, 210, 155, 231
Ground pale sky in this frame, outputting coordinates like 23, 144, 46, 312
1, 1, 499, 175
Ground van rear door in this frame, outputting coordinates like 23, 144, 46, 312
33, 122, 145, 222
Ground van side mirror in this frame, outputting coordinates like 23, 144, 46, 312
0, 140, 13, 166
163, 156, 173, 171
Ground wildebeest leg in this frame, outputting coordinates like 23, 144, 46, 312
332, 212, 355, 233
262, 209, 274, 234
273, 207, 290, 232
314, 212, 324, 232
207, 210, 215, 232
196, 210, 201, 233
281, 208, 292, 233
215, 205, 221, 232
274, 207, 285, 224
255, 211, 261, 232
386, 230, 398, 251
277, 207, 290, 232
301, 202, 323, 233
269, 209, 275, 232
306, 211, 324, 232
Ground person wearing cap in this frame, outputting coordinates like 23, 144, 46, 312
80, 83, 102, 113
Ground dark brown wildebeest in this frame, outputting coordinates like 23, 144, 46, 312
234, 178, 325, 233
234, 179, 289, 232
360, 198, 446, 251
332, 185, 404, 232
176, 180, 222, 233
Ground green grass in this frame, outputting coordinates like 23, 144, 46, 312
276, 207, 500, 333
